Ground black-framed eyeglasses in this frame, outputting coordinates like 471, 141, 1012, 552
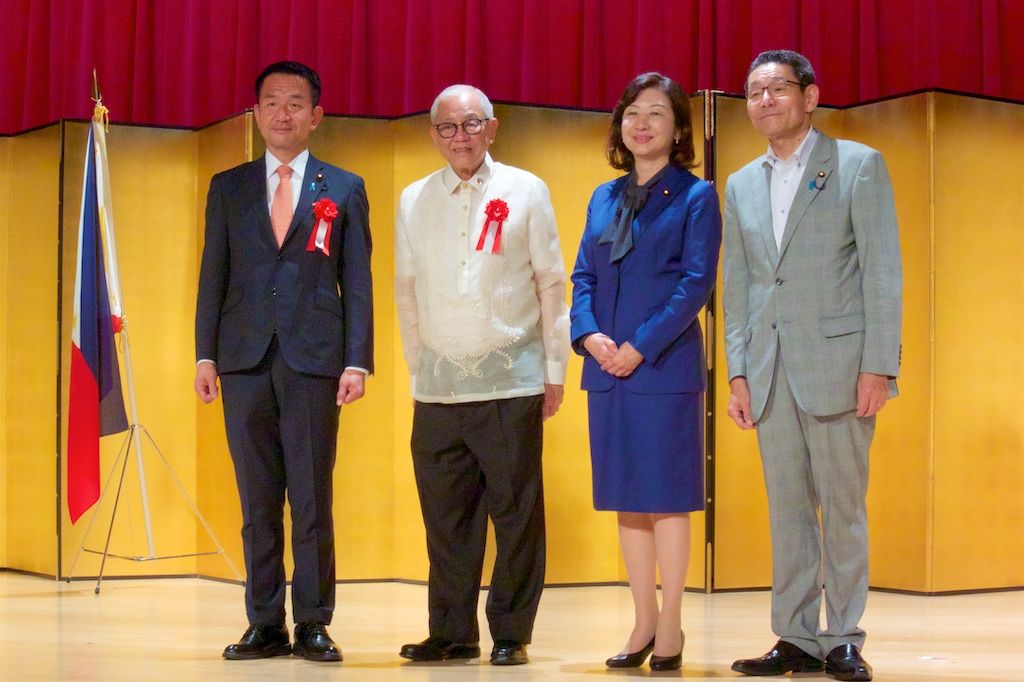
433, 118, 490, 139
745, 79, 802, 103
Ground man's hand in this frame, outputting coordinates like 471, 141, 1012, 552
194, 362, 219, 404
727, 376, 755, 429
601, 341, 643, 378
337, 370, 366, 406
856, 372, 889, 417
542, 383, 564, 421
583, 332, 618, 364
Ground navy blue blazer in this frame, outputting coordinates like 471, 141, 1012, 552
195, 153, 374, 377
570, 165, 720, 393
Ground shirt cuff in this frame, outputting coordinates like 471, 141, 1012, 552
545, 360, 567, 385
344, 366, 369, 376
197, 359, 216, 367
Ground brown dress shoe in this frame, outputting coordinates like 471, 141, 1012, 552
223, 623, 291, 660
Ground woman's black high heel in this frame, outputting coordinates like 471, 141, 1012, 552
605, 636, 656, 668
649, 630, 684, 671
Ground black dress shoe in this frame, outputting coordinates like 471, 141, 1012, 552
399, 636, 481, 662
732, 640, 824, 676
223, 623, 292, 660
825, 644, 873, 681
606, 636, 655, 668
649, 630, 685, 671
490, 639, 528, 665
292, 622, 342, 662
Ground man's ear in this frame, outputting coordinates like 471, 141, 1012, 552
803, 84, 820, 114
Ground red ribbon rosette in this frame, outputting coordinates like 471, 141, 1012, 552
307, 197, 339, 255
476, 198, 509, 254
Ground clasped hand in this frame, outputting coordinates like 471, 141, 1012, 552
583, 333, 643, 378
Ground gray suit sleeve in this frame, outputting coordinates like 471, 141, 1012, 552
722, 178, 750, 381
851, 150, 902, 377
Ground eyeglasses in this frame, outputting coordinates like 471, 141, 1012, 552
433, 118, 490, 138
745, 79, 802, 103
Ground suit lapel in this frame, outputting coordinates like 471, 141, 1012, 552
777, 134, 836, 263
754, 160, 779, 266
283, 154, 328, 248
244, 160, 278, 250
635, 166, 686, 238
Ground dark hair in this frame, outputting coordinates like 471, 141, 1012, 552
746, 50, 816, 92
607, 72, 696, 172
255, 61, 322, 106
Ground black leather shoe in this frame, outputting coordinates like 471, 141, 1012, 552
649, 630, 685, 671
292, 622, 342, 662
731, 640, 824, 676
223, 623, 291, 660
399, 636, 481, 662
825, 644, 872, 681
490, 639, 528, 665
606, 636, 655, 668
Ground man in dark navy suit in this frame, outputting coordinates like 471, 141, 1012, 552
195, 61, 373, 663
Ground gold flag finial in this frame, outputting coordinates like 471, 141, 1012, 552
91, 68, 109, 131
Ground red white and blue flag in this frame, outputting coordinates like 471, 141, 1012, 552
67, 115, 128, 523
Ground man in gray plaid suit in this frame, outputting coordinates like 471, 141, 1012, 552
723, 50, 901, 682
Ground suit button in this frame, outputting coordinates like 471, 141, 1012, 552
771, 322, 777, 329
272, 287, 277, 296
775, 277, 783, 285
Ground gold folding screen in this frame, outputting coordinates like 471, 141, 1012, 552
2, 92, 1021, 593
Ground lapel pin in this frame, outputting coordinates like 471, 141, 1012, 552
309, 172, 325, 192
663, 189, 670, 195
809, 170, 827, 191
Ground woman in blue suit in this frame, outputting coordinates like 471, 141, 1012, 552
570, 73, 721, 671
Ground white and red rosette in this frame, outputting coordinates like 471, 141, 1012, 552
307, 197, 339, 255
475, 198, 509, 254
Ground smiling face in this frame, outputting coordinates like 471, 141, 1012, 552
745, 62, 818, 147
253, 73, 324, 162
429, 91, 498, 180
620, 87, 678, 168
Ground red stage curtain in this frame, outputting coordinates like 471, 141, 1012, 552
1, 0, 1022, 134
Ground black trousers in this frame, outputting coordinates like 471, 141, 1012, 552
411, 395, 546, 644
220, 338, 340, 626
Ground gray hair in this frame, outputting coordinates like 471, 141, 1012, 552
746, 49, 816, 91
429, 84, 494, 123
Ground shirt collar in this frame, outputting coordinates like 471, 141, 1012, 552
765, 127, 819, 168
441, 153, 494, 194
265, 149, 310, 180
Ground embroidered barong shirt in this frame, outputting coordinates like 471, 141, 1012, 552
395, 154, 569, 404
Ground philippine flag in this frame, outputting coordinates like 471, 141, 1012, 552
67, 122, 129, 523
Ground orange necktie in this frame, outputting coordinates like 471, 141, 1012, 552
271, 165, 294, 247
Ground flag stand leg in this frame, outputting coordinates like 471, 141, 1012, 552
94, 429, 136, 594
64, 423, 243, 591
65, 429, 134, 581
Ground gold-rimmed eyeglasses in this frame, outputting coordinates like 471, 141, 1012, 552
745, 79, 802, 103
433, 118, 490, 138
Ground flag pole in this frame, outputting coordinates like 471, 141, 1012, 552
91, 76, 157, 559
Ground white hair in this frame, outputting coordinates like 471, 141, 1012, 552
429, 84, 494, 123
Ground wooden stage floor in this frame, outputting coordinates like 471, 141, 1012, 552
1, 573, 1020, 680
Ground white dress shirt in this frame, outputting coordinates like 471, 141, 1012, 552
766, 127, 819, 249
395, 154, 569, 403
